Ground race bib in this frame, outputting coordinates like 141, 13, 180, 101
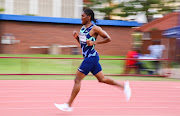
79, 33, 86, 42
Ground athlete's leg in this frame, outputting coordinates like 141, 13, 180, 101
94, 71, 131, 101
91, 60, 124, 90
54, 58, 90, 111
67, 70, 86, 107
94, 71, 124, 90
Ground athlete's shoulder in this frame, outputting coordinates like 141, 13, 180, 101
92, 25, 102, 32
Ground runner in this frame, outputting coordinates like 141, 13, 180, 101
54, 8, 131, 112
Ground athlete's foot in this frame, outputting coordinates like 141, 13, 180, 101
54, 103, 73, 112
123, 81, 131, 101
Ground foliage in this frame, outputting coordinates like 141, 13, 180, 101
85, 0, 179, 21
97, 6, 115, 19
115, 0, 178, 21
84, 0, 115, 19
24, 14, 36, 16
0, 8, 4, 12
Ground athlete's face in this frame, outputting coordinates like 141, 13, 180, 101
81, 12, 91, 25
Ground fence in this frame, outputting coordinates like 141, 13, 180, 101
0, 56, 172, 77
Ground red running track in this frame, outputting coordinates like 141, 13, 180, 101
0, 80, 180, 116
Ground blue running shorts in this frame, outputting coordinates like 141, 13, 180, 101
78, 56, 102, 75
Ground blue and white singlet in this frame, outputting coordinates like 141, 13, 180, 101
79, 24, 99, 58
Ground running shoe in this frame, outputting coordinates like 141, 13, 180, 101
54, 103, 73, 112
123, 81, 131, 101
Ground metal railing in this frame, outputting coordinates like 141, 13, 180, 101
0, 56, 172, 77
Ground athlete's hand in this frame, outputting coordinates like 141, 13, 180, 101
86, 40, 96, 46
73, 30, 78, 39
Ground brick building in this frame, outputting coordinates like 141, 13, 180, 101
134, 12, 180, 60
0, 14, 140, 56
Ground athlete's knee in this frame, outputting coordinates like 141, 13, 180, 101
74, 77, 82, 84
98, 78, 106, 83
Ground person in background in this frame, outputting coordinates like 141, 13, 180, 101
124, 47, 151, 75
148, 40, 166, 74
124, 47, 139, 74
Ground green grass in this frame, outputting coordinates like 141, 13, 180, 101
0, 54, 179, 81
0, 75, 179, 81
0, 54, 124, 74
0, 54, 81, 74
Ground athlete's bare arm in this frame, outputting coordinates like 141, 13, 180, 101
86, 26, 111, 46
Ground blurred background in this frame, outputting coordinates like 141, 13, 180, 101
0, 0, 180, 78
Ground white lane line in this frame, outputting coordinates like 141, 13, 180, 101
0, 100, 180, 103
0, 91, 121, 93
45, 115, 160, 116
0, 91, 180, 94
77, 107, 169, 109
43, 115, 161, 116
0, 95, 180, 97
0, 87, 180, 90
0, 82, 179, 86
0, 101, 53, 103
0, 84, 179, 87
0, 106, 169, 110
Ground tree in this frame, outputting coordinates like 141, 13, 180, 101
84, 0, 179, 21
116, 0, 178, 22
0, 8, 4, 12
0, 0, 4, 13
84, 0, 115, 19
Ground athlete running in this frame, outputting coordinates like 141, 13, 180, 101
54, 8, 131, 112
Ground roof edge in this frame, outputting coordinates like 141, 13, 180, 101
0, 14, 141, 27
134, 12, 179, 32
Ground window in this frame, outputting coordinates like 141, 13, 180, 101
142, 32, 151, 40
